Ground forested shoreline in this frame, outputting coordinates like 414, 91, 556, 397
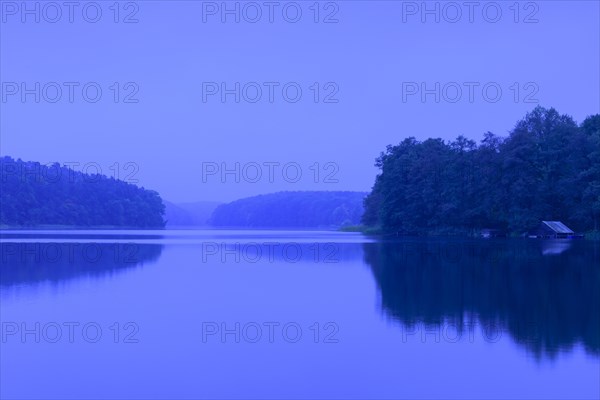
362, 107, 600, 235
209, 191, 366, 228
1, 107, 598, 234
0, 157, 166, 228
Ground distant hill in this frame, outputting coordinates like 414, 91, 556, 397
0, 156, 165, 228
164, 201, 221, 227
208, 191, 368, 228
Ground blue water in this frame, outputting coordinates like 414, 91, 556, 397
1, 230, 598, 399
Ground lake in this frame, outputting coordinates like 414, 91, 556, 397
1, 230, 599, 399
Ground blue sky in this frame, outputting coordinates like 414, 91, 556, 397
1, 1, 599, 202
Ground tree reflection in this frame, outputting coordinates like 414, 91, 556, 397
363, 239, 600, 358
0, 242, 163, 287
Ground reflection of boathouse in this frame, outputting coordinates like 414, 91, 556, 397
529, 221, 577, 239
480, 228, 506, 238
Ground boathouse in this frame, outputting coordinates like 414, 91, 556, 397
530, 221, 575, 239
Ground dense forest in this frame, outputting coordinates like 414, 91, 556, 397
209, 191, 367, 228
362, 107, 600, 235
2, 107, 598, 233
0, 156, 166, 228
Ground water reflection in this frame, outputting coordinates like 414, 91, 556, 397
0, 242, 163, 287
2, 230, 598, 362
363, 238, 600, 358
541, 239, 573, 255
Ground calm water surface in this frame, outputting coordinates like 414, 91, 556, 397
1, 230, 599, 399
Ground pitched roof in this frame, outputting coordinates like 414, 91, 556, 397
542, 221, 574, 234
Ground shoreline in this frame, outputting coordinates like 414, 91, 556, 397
340, 225, 600, 240
2, 225, 598, 240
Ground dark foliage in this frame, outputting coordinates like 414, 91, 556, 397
363, 107, 600, 234
0, 156, 166, 228
209, 191, 367, 228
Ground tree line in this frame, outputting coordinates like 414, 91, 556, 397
362, 107, 600, 234
209, 191, 367, 228
0, 156, 166, 228
2, 107, 597, 232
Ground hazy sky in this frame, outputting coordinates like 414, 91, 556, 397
1, 1, 599, 202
